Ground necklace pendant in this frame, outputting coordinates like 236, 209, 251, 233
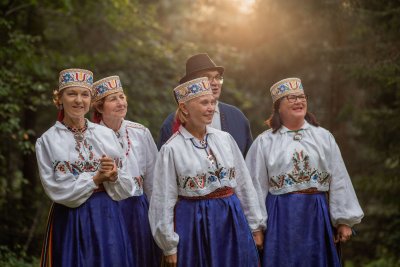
293, 133, 302, 141
200, 140, 207, 147
74, 132, 84, 142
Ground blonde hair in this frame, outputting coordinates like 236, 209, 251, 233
175, 106, 188, 125
53, 90, 63, 109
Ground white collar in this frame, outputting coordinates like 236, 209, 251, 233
279, 121, 311, 134
100, 119, 125, 132
214, 101, 220, 114
179, 124, 217, 140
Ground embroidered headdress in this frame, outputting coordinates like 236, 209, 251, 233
58, 68, 93, 92
92, 76, 123, 102
270, 78, 304, 103
173, 77, 212, 103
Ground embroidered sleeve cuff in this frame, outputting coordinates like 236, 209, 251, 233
333, 217, 363, 228
163, 247, 177, 256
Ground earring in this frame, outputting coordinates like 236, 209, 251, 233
59, 104, 63, 110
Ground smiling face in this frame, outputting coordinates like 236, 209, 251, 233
181, 94, 216, 128
100, 92, 128, 122
278, 93, 308, 126
60, 86, 91, 120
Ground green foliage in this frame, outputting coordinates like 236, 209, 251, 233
343, 0, 400, 264
364, 257, 400, 267
0, 246, 39, 267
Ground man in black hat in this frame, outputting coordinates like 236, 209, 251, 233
158, 53, 253, 156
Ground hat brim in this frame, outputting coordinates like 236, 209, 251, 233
179, 66, 225, 84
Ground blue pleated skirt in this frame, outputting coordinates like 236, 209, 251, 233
175, 193, 259, 267
261, 193, 341, 267
118, 194, 162, 267
41, 191, 134, 267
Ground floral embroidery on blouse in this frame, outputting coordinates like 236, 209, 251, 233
177, 167, 236, 191
269, 150, 330, 190
52, 137, 102, 177
53, 159, 100, 177
126, 122, 146, 130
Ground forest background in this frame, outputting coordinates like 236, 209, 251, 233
0, 0, 399, 266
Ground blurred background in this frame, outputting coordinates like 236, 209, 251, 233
0, 0, 399, 266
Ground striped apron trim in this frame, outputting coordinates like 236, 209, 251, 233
40, 203, 55, 267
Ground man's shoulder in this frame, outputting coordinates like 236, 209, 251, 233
160, 112, 175, 127
219, 101, 248, 120
219, 101, 245, 114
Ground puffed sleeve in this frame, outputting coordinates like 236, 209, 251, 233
148, 145, 179, 256
245, 135, 269, 229
228, 134, 265, 231
35, 137, 97, 208
102, 135, 136, 201
143, 128, 158, 201
328, 133, 364, 227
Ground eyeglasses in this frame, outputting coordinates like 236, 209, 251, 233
285, 94, 308, 103
204, 75, 224, 84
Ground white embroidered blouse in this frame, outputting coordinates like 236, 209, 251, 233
35, 120, 136, 208
245, 121, 364, 228
101, 120, 158, 199
149, 125, 264, 256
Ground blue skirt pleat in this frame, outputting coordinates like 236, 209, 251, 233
175, 194, 259, 267
50, 191, 134, 267
262, 193, 341, 267
118, 194, 162, 267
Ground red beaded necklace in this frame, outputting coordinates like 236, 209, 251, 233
124, 126, 131, 156
116, 126, 131, 156
61, 120, 88, 142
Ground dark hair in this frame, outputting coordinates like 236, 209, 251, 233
265, 98, 319, 133
91, 98, 105, 123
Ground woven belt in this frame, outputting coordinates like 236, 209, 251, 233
179, 187, 234, 200
289, 188, 320, 194
93, 184, 105, 193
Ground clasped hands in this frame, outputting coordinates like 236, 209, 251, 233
93, 155, 118, 185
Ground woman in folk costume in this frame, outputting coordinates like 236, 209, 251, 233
149, 77, 264, 267
92, 75, 161, 267
245, 78, 364, 267
36, 69, 136, 267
